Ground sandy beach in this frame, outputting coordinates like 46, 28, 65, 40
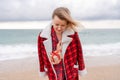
81, 55, 120, 80
0, 55, 120, 80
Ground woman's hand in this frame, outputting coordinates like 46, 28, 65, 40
50, 54, 61, 64
57, 40, 62, 51
50, 41, 62, 64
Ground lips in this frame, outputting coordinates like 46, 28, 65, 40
58, 30, 61, 31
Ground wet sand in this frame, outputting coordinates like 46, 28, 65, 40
0, 55, 120, 80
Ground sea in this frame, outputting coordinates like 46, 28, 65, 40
0, 29, 120, 61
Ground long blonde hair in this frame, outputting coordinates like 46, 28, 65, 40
52, 7, 78, 28
52, 7, 84, 32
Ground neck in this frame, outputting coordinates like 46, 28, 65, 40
56, 33, 62, 41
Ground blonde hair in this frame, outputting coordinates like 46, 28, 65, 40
52, 7, 78, 28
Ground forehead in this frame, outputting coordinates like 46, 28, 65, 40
52, 16, 67, 25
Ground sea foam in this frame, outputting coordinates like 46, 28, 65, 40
0, 42, 120, 61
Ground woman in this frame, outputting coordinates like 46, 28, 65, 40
38, 7, 87, 80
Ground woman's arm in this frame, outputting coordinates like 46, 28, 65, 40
75, 32, 87, 76
38, 34, 47, 77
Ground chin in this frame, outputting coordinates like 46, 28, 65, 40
57, 31, 62, 33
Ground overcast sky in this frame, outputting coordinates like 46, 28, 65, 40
0, 0, 119, 21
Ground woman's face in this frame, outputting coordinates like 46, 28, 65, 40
52, 15, 68, 34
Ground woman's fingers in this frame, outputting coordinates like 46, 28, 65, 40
57, 41, 62, 50
50, 55, 61, 64
53, 59, 61, 64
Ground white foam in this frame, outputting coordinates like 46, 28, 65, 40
0, 42, 120, 61
0, 44, 37, 61
83, 42, 120, 56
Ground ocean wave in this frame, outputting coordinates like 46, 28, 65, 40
0, 44, 37, 61
83, 42, 120, 56
0, 42, 120, 61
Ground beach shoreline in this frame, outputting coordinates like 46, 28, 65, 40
0, 55, 120, 80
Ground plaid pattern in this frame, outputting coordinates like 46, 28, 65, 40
38, 33, 56, 80
63, 32, 85, 80
38, 27, 85, 80
51, 26, 66, 80
51, 26, 58, 51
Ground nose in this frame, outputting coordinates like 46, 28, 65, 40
57, 26, 62, 30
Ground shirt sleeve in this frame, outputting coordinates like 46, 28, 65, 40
37, 33, 47, 77
75, 32, 87, 76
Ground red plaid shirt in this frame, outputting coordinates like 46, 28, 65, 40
51, 26, 66, 80
38, 26, 86, 80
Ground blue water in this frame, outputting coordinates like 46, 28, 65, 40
0, 29, 120, 61
0, 29, 41, 44
0, 29, 120, 45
